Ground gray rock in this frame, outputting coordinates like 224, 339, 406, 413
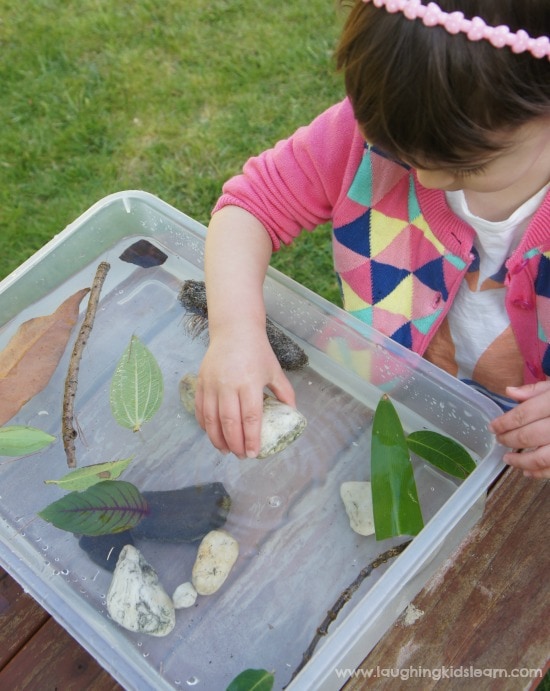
130, 483, 231, 542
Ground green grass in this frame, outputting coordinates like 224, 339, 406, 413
0, 0, 344, 303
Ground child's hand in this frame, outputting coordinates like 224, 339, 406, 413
489, 381, 550, 479
195, 327, 295, 460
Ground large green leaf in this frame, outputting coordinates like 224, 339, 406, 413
0, 425, 55, 456
38, 480, 149, 535
371, 395, 424, 541
44, 458, 133, 491
226, 669, 275, 691
110, 335, 163, 432
406, 431, 476, 479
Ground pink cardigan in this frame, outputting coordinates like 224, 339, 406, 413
214, 98, 550, 385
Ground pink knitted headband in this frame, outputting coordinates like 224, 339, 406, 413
362, 0, 550, 60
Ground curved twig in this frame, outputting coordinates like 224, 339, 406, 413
62, 261, 110, 467
286, 539, 412, 686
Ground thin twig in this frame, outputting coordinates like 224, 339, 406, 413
62, 261, 110, 467
286, 539, 412, 686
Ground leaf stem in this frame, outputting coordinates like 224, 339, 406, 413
62, 261, 110, 467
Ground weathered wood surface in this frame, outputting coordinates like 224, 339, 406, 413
0, 570, 122, 690
344, 468, 550, 690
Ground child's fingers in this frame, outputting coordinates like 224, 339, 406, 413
239, 388, 265, 459
503, 447, 550, 479
490, 389, 550, 436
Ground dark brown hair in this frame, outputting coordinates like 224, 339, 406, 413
335, 0, 550, 167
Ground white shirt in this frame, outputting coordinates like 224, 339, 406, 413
442, 185, 548, 403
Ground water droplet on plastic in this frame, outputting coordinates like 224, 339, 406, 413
186, 676, 199, 686
268, 495, 282, 508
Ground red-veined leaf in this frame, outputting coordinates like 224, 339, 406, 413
39, 480, 148, 535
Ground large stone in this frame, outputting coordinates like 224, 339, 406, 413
130, 483, 231, 542
106, 545, 175, 636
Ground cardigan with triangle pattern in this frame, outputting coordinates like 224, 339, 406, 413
213, 98, 550, 386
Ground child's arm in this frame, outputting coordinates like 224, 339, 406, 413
195, 205, 296, 459
489, 381, 550, 479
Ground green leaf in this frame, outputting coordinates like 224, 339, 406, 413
0, 425, 55, 456
371, 395, 424, 541
406, 431, 476, 479
44, 458, 133, 491
110, 335, 163, 432
226, 669, 275, 691
38, 480, 149, 535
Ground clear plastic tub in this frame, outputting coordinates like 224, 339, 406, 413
0, 192, 505, 690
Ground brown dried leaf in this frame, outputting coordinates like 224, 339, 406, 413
0, 288, 90, 425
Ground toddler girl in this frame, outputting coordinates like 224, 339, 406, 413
195, 0, 550, 478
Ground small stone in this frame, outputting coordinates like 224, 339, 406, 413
340, 481, 375, 536
172, 582, 198, 609
106, 545, 175, 636
192, 529, 239, 596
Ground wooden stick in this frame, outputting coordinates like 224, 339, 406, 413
62, 262, 110, 467
286, 539, 412, 686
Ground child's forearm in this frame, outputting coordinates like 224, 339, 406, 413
204, 205, 273, 339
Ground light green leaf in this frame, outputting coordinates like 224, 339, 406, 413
38, 480, 148, 535
226, 669, 275, 691
371, 395, 424, 541
110, 335, 163, 432
0, 425, 55, 457
45, 458, 133, 491
406, 431, 476, 479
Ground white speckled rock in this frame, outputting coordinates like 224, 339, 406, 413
172, 581, 198, 609
192, 529, 239, 596
340, 481, 375, 536
106, 545, 175, 636
179, 374, 307, 458
258, 395, 307, 458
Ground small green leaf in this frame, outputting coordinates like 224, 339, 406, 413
406, 431, 476, 479
110, 335, 163, 432
0, 425, 55, 456
45, 458, 133, 491
38, 480, 149, 535
371, 395, 424, 541
226, 669, 275, 691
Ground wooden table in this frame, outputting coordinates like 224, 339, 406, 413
0, 468, 548, 690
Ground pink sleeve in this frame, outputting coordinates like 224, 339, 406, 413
212, 98, 364, 249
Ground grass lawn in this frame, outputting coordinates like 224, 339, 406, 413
1, 0, 345, 302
